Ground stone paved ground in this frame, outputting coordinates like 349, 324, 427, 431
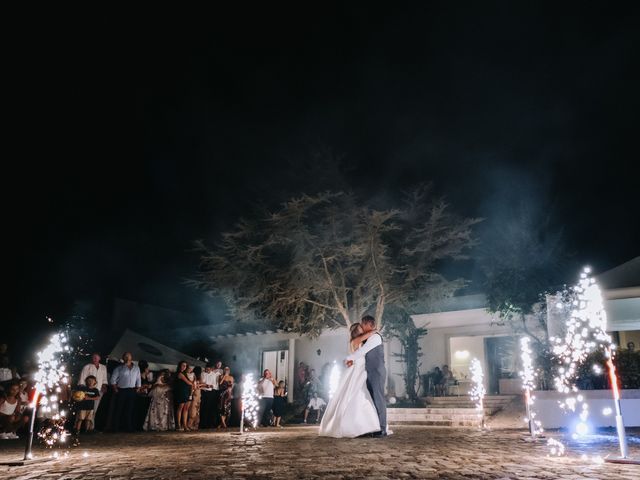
0, 426, 639, 479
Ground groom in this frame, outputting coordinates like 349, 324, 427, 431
345, 315, 387, 437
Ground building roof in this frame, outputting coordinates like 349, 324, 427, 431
596, 256, 640, 290
109, 329, 205, 371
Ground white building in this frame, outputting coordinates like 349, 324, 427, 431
150, 257, 640, 401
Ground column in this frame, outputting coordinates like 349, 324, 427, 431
288, 337, 296, 403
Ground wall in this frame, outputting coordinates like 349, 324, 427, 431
294, 328, 350, 374
449, 336, 486, 380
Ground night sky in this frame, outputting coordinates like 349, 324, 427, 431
6, 4, 640, 347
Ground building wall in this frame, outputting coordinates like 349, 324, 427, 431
212, 332, 291, 377
294, 329, 350, 375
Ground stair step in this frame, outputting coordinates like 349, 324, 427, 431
389, 420, 482, 427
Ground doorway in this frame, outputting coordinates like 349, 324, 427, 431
262, 350, 289, 386
484, 336, 518, 394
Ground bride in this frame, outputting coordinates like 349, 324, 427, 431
319, 323, 381, 438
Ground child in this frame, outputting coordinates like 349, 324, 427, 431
0, 381, 27, 439
272, 381, 287, 428
74, 375, 100, 434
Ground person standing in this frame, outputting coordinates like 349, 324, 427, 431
217, 367, 234, 429
344, 315, 388, 437
257, 369, 277, 427
187, 366, 202, 430
199, 364, 217, 428
211, 361, 223, 425
78, 353, 108, 420
174, 361, 193, 431
110, 352, 141, 432
73, 376, 100, 434
143, 370, 175, 431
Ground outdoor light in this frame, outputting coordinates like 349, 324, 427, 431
575, 421, 589, 436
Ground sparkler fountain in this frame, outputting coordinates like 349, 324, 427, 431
1, 330, 71, 466
519, 336, 543, 440
550, 267, 637, 463
469, 358, 486, 429
237, 373, 259, 434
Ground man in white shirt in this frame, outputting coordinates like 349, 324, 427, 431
257, 369, 277, 427
78, 353, 109, 418
200, 363, 218, 428
303, 392, 326, 423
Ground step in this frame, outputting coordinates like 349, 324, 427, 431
387, 406, 485, 427
390, 420, 481, 427
424, 396, 516, 408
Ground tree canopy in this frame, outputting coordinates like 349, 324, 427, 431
191, 186, 479, 335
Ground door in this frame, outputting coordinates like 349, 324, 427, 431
262, 350, 289, 386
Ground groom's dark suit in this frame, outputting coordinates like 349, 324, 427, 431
364, 333, 387, 435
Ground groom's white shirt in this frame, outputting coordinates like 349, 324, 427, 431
345, 333, 382, 363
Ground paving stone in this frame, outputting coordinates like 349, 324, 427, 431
0, 426, 638, 479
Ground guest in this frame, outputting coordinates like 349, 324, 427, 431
138, 360, 154, 389
110, 352, 142, 432
430, 367, 444, 396
217, 367, 234, 429
174, 361, 193, 431
17, 380, 29, 407
73, 375, 100, 434
0, 381, 27, 439
78, 353, 109, 418
143, 370, 175, 431
303, 392, 326, 424
303, 369, 320, 403
187, 366, 202, 430
0, 356, 20, 390
258, 369, 277, 427
295, 361, 308, 397
134, 361, 153, 431
439, 365, 456, 396
199, 363, 217, 428
272, 380, 287, 428
211, 361, 223, 425
628, 342, 636, 352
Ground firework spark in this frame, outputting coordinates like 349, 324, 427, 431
241, 373, 259, 431
469, 358, 486, 428
328, 362, 341, 400
548, 266, 618, 456
519, 336, 543, 437
33, 332, 71, 448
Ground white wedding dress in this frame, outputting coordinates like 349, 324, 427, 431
319, 354, 381, 438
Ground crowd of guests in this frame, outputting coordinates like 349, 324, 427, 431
1, 345, 334, 439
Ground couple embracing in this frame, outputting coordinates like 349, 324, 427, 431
319, 315, 389, 438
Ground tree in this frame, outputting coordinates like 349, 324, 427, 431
193, 187, 477, 330
478, 200, 569, 389
384, 306, 428, 402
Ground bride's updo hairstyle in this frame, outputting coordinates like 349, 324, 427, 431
350, 323, 363, 340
